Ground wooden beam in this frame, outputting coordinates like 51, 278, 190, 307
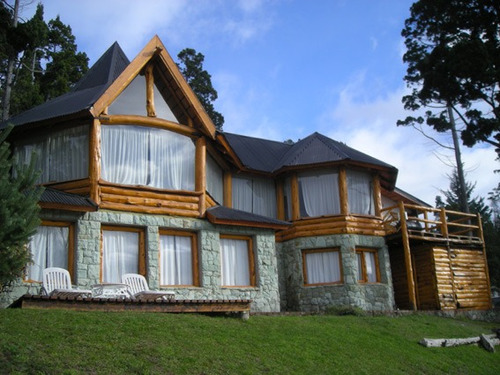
99, 115, 199, 137
145, 63, 156, 117
398, 200, 417, 310
339, 167, 349, 215
89, 119, 101, 205
223, 172, 232, 207
291, 173, 300, 221
373, 174, 382, 217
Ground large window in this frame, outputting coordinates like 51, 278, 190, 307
347, 170, 374, 215
159, 230, 198, 286
14, 125, 89, 184
357, 249, 380, 283
26, 222, 73, 282
298, 170, 340, 217
101, 227, 145, 283
232, 175, 277, 218
220, 235, 255, 287
302, 249, 342, 286
101, 125, 195, 190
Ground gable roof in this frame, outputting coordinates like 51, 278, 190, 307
2, 36, 217, 138
1, 42, 129, 129
220, 131, 398, 188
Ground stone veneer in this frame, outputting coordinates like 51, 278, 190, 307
277, 233, 395, 312
1, 209, 281, 312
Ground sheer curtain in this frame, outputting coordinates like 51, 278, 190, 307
347, 170, 374, 215
305, 251, 341, 284
357, 251, 378, 283
220, 238, 250, 286
299, 171, 340, 217
101, 125, 194, 190
14, 125, 89, 184
102, 230, 139, 283
232, 176, 277, 218
206, 156, 223, 203
27, 226, 69, 282
160, 234, 193, 285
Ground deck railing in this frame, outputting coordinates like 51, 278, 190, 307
381, 202, 484, 244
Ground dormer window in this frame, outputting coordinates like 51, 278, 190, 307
101, 125, 195, 190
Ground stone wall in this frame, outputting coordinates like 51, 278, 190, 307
277, 233, 395, 312
1, 209, 281, 312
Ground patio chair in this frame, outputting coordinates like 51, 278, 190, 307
41, 267, 92, 298
122, 273, 175, 301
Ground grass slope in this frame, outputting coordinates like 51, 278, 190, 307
0, 309, 498, 374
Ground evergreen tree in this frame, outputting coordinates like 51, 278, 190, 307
177, 48, 224, 131
0, 125, 43, 293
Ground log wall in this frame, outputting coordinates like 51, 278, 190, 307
388, 245, 412, 310
412, 246, 438, 310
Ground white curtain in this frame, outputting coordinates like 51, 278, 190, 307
232, 176, 277, 218
206, 156, 223, 204
160, 234, 193, 285
14, 125, 88, 184
220, 238, 250, 286
27, 226, 69, 282
101, 125, 194, 190
305, 251, 341, 284
357, 251, 378, 282
102, 230, 139, 283
347, 170, 374, 215
299, 171, 340, 217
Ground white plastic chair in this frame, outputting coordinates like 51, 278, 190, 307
41, 267, 92, 298
122, 273, 175, 301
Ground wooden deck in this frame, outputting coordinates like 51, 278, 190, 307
12, 294, 252, 319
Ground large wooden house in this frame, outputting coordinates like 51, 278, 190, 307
0, 36, 492, 312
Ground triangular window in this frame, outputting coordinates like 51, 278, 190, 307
108, 75, 179, 123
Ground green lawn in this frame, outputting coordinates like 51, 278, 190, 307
0, 309, 498, 374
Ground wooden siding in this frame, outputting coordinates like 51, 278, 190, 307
276, 215, 385, 242
412, 246, 438, 310
388, 245, 412, 310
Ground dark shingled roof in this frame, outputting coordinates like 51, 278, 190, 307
222, 131, 397, 173
206, 206, 290, 230
1, 42, 130, 129
40, 188, 97, 211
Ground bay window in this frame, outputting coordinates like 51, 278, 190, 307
159, 230, 198, 286
357, 249, 380, 283
220, 235, 255, 287
298, 170, 340, 217
101, 227, 145, 283
347, 170, 374, 215
302, 249, 342, 286
232, 175, 276, 218
101, 125, 195, 190
26, 222, 73, 282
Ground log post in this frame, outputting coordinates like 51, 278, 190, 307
223, 172, 232, 208
89, 119, 101, 205
440, 208, 449, 237
339, 167, 349, 215
398, 200, 417, 310
195, 137, 206, 216
373, 174, 382, 217
291, 173, 300, 221
145, 63, 156, 117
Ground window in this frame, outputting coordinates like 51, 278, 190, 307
14, 125, 89, 184
220, 235, 255, 287
232, 175, 277, 218
26, 222, 74, 282
298, 170, 340, 218
101, 125, 195, 190
347, 170, 374, 215
101, 227, 145, 283
302, 249, 342, 286
357, 249, 380, 283
206, 155, 223, 204
159, 230, 198, 286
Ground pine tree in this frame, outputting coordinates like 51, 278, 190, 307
0, 125, 43, 292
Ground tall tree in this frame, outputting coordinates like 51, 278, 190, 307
0, 125, 43, 293
177, 48, 224, 131
399, 0, 500, 157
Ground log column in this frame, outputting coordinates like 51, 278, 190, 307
223, 172, 232, 207
339, 167, 349, 216
145, 63, 156, 117
373, 174, 382, 217
399, 201, 417, 310
195, 137, 206, 216
291, 173, 300, 221
89, 119, 101, 205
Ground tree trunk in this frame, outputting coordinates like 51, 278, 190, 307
1, 0, 20, 121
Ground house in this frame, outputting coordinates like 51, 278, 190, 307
0, 36, 492, 312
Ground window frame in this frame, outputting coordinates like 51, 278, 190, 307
356, 248, 381, 284
302, 248, 343, 286
220, 234, 256, 287
100, 225, 146, 283
158, 229, 199, 287
25, 221, 75, 283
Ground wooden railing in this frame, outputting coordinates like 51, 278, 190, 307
381, 202, 484, 244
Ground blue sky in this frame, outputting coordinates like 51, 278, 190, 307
17, 0, 498, 206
